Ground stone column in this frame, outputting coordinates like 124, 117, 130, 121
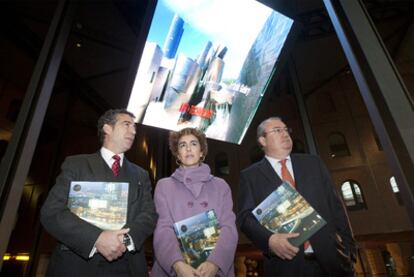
363, 248, 387, 275
354, 250, 365, 276
387, 242, 414, 276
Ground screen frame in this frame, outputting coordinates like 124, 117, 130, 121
123, 0, 301, 145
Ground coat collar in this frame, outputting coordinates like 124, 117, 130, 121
258, 158, 282, 186
171, 163, 213, 198
88, 152, 107, 177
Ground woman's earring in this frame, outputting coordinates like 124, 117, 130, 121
176, 158, 181, 166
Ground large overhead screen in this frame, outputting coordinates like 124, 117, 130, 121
127, 0, 294, 144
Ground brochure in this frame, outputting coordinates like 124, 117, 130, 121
173, 209, 220, 268
252, 181, 326, 246
68, 181, 129, 230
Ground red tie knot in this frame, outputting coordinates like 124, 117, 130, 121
112, 155, 121, 176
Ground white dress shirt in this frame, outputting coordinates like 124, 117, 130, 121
265, 155, 295, 182
100, 147, 124, 168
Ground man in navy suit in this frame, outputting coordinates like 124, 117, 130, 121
41, 109, 157, 276
237, 117, 356, 277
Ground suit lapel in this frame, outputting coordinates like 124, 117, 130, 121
291, 154, 303, 190
121, 159, 139, 201
258, 158, 283, 187
87, 152, 109, 178
291, 154, 313, 202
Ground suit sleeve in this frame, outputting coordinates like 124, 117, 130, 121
207, 179, 238, 276
40, 157, 102, 259
318, 158, 356, 259
237, 170, 274, 255
125, 169, 158, 251
153, 181, 184, 275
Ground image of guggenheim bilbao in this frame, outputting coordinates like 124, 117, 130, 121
127, 11, 293, 144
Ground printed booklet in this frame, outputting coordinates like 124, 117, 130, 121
252, 181, 326, 246
68, 181, 129, 230
173, 209, 220, 268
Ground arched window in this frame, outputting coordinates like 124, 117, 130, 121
328, 132, 350, 158
215, 152, 229, 176
390, 176, 403, 205
341, 180, 367, 210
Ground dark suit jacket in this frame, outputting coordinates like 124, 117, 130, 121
237, 154, 356, 277
40, 152, 158, 277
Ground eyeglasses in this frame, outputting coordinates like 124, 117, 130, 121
263, 127, 292, 136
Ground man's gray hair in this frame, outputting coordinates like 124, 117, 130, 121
257, 117, 283, 139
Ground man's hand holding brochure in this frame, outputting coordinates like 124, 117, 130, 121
252, 181, 327, 258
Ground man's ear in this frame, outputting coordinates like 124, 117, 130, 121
103, 124, 112, 136
258, 136, 266, 148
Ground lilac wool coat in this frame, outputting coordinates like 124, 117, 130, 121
151, 163, 238, 277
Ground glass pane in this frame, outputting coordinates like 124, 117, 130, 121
0, 1, 56, 159
390, 176, 399, 193
341, 181, 355, 206
346, 198, 356, 207
1, 1, 58, 275
329, 133, 351, 158
352, 182, 364, 204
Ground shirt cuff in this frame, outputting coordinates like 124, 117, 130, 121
89, 233, 135, 258
89, 245, 97, 258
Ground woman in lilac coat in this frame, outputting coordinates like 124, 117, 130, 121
151, 128, 238, 277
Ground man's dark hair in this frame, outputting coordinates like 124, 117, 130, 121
97, 109, 135, 144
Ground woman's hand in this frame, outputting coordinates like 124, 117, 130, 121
197, 261, 219, 277
173, 261, 201, 277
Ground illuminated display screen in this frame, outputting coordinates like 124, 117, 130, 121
127, 0, 294, 144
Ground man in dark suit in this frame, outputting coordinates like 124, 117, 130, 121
41, 109, 158, 276
237, 117, 356, 277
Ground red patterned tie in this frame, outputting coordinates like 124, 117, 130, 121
279, 159, 295, 187
279, 159, 311, 252
112, 155, 121, 177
